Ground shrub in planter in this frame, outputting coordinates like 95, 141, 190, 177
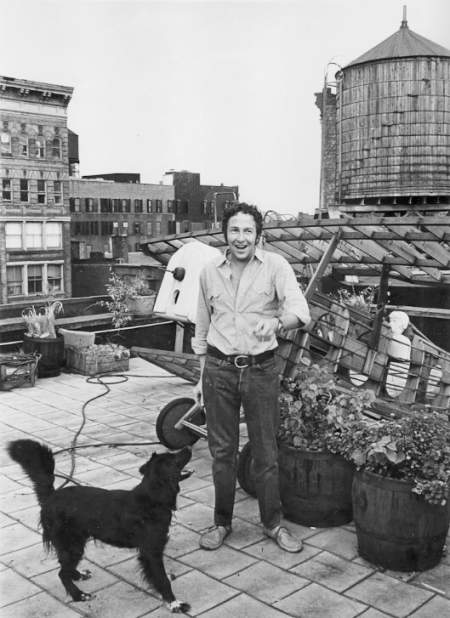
340, 411, 450, 570
276, 362, 374, 527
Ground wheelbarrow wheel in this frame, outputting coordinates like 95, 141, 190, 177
237, 441, 257, 498
156, 397, 205, 449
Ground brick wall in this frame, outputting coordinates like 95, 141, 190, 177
315, 87, 337, 212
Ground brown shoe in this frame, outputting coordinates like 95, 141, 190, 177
263, 525, 303, 553
199, 525, 231, 550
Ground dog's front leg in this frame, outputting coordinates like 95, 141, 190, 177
138, 550, 190, 614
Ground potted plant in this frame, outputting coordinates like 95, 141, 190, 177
126, 274, 156, 318
339, 409, 450, 571
22, 301, 65, 377
101, 270, 156, 328
238, 362, 374, 527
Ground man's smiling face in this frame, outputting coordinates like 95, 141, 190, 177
226, 212, 258, 263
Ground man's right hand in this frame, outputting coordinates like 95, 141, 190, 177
193, 380, 203, 406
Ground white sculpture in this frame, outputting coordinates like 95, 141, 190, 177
385, 310, 411, 398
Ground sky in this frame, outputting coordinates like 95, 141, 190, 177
1, 0, 449, 216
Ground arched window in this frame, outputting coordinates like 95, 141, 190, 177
52, 137, 61, 158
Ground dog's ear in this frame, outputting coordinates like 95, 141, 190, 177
139, 453, 158, 475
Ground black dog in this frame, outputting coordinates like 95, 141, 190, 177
7, 439, 192, 613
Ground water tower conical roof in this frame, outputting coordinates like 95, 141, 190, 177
346, 18, 450, 68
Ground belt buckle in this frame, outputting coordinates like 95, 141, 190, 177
234, 354, 249, 368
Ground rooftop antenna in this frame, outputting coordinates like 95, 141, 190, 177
401, 5, 408, 28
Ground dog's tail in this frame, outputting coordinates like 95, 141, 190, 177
7, 440, 55, 505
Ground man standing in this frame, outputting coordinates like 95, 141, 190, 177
192, 203, 311, 552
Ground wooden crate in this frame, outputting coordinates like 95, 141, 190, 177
0, 353, 39, 390
66, 344, 130, 376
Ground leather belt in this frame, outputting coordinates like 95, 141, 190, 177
207, 345, 275, 368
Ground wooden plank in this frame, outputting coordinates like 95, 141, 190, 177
284, 232, 342, 378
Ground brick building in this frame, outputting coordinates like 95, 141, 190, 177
163, 170, 239, 230
0, 75, 73, 305
69, 176, 175, 259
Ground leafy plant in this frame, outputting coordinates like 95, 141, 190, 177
278, 362, 450, 506
336, 411, 450, 506
278, 362, 374, 452
333, 286, 376, 315
100, 270, 154, 328
100, 271, 134, 328
22, 301, 64, 338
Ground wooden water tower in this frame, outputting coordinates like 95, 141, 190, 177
317, 8, 450, 215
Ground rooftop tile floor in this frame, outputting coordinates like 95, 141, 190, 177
1, 358, 449, 617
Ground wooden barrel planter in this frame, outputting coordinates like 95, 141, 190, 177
352, 470, 450, 571
22, 336, 65, 378
278, 445, 354, 527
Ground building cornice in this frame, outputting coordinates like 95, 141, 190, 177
0, 76, 73, 105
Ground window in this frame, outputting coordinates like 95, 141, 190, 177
28, 264, 43, 294
134, 199, 143, 213
46, 222, 62, 248
5, 223, 22, 249
37, 179, 46, 204
146, 221, 153, 236
112, 198, 122, 213
53, 181, 62, 204
167, 200, 175, 213
100, 198, 112, 213
100, 221, 113, 236
20, 178, 29, 202
26, 222, 43, 248
155, 220, 161, 235
38, 125, 43, 135
155, 199, 162, 213
52, 137, 61, 158
20, 136, 28, 157
36, 138, 45, 158
134, 222, 141, 234
47, 264, 62, 293
2, 178, 11, 201
122, 199, 131, 213
84, 197, 98, 212
146, 199, 153, 213
1, 132, 11, 155
7, 266, 23, 296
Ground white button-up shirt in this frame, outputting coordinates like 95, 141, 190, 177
192, 247, 311, 356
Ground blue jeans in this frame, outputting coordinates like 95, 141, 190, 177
202, 354, 281, 529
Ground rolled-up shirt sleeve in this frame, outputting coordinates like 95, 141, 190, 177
276, 257, 311, 327
191, 268, 211, 355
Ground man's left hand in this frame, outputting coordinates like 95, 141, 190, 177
254, 317, 278, 341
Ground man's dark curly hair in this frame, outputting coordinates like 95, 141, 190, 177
222, 202, 263, 243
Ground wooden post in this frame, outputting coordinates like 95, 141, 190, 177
174, 323, 184, 353
363, 262, 390, 375
369, 262, 390, 350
